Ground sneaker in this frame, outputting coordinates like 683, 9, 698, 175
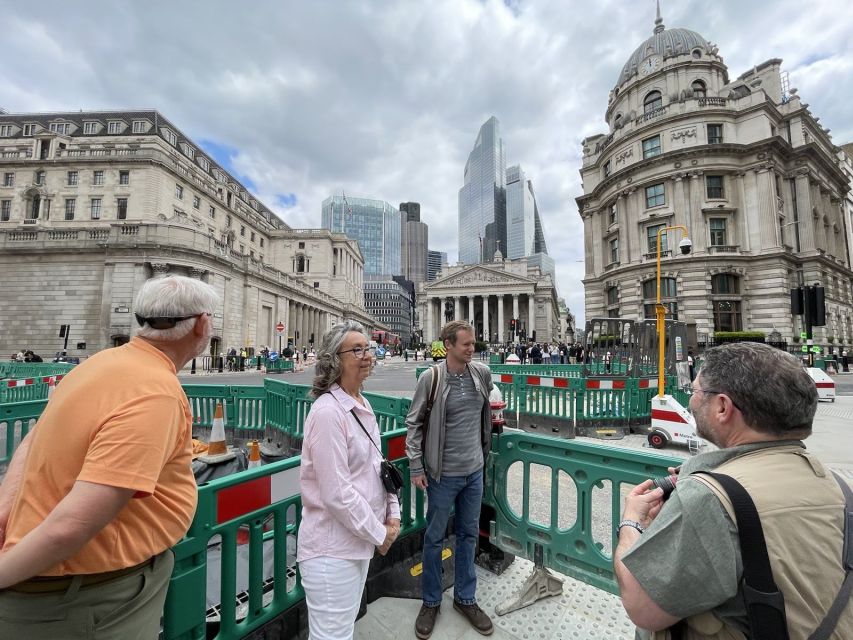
453, 601, 493, 635
415, 604, 439, 639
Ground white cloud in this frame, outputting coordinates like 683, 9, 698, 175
1, 0, 851, 327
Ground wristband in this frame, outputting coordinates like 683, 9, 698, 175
617, 519, 645, 536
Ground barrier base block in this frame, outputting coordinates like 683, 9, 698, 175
508, 413, 575, 439
364, 531, 456, 603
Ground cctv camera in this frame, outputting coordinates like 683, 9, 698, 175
678, 238, 693, 255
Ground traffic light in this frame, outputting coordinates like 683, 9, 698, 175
510, 318, 516, 332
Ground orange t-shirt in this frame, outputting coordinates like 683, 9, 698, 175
3, 338, 197, 575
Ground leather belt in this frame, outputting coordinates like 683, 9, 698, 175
8, 557, 154, 594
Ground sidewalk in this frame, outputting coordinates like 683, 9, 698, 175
355, 397, 853, 640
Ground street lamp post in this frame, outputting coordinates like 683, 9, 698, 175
656, 225, 690, 397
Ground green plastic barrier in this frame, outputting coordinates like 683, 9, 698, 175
264, 358, 294, 373
0, 399, 47, 468
0, 362, 76, 380
486, 431, 681, 595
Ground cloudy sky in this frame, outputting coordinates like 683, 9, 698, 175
2, 0, 851, 325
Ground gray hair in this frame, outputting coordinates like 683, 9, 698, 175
134, 275, 220, 341
699, 342, 816, 436
310, 320, 367, 399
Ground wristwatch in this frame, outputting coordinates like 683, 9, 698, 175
617, 519, 645, 536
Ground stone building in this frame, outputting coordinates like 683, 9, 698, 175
0, 109, 375, 359
417, 253, 561, 345
363, 275, 413, 347
577, 10, 853, 346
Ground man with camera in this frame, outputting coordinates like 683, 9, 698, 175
615, 342, 851, 639
406, 320, 495, 639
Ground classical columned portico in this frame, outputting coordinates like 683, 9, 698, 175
468, 297, 475, 326
482, 295, 490, 342
528, 297, 536, 341
497, 295, 505, 343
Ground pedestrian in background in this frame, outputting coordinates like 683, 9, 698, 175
297, 321, 400, 640
0, 275, 219, 639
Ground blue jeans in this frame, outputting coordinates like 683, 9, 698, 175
422, 469, 483, 607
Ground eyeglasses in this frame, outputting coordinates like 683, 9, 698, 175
135, 313, 210, 330
692, 387, 741, 412
338, 346, 375, 359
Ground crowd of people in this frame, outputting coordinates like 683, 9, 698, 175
9, 350, 43, 362
487, 341, 586, 364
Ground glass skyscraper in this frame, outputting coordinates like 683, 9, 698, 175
458, 116, 506, 264
321, 195, 401, 276
506, 164, 549, 259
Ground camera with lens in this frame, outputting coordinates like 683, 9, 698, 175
652, 474, 679, 500
678, 238, 693, 255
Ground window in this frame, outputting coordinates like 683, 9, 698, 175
609, 237, 619, 264
642, 278, 678, 319
0, 125, 12, 137
239, 243, 245, 254
642, 135, 662, 159
707, 124, 723, 144
298, 241, 305, 249
49, 122, 70, 134
1, 200, 10, 221
604, 160, 612, 177
209, 205, 215, 219
645, 183, 665, 208
608, 203, 617, 226
83, 122, 98, 135
644, 91, 662, 113
226, 215, 231, 228
119, 170, 129, 185
691, 80, 706, 98
90, 198, 102, 220
606, 286, 618, 305
163, 128, 177, 146
22, 124, 35, 137
64, 198, 76, 220
93, 170, 104, 186
67, 171, 78, 186
709, 218, 727, 246
712, 273, 740, 294
240, 225, 245, 237
647, 224, 668, 253
198, 157, 209, 171
117, 197, 128, 220
193, 195, 200, 209
107, 121, 122, 134
260, 238, 264, 248
296, 255, 307, 273
250, 231, 256, 242
35, 171, 45, 185
3, 173, 14, 187
132, 120, 146, 134
706, 175, 724, 199
175, 184, 183, 199
713, 300, 742, 331
182, 144, 195, 159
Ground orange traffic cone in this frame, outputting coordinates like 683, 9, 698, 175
248, 440, 261, 468
199, 402, 236, 464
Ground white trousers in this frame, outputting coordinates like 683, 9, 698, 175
300, 556, 371, 640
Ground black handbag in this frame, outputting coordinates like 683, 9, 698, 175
350, 409, 404, 496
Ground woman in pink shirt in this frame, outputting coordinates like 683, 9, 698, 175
297, 321, 401, 639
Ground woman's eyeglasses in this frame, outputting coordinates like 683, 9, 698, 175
338, 346, 375, 359
135, 313, 210, 330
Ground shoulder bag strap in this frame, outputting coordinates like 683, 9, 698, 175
704, 471, 791, 640
422, 365, 441, 441
808, 472, 853, 640
348, 408, 387, 462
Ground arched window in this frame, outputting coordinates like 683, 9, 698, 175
614, 113, 623, 127
644, 90, 662, 114
642, 278, 678, 319
691, 80, 707, 98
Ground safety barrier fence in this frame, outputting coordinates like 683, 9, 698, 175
0, 374, 67, 403
0, 379, 686, 639
0, 362, 75, 379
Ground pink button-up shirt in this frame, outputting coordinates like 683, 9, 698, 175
297, 384, 401, 562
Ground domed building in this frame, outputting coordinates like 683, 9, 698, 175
577, 7, 853, 349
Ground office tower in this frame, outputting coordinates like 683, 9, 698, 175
426, 250, 447, 281
321, 195, 401, 275
458, 116, 506, 264
400, 201, 428, 284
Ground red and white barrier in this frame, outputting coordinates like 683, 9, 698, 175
650, 395, 701, 449
216, 465, 300, 525
806, 368, 836, 402
6, 378, 34, 388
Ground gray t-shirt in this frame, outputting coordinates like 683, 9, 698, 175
622, 441, 805, 638
441, 368, 485, 477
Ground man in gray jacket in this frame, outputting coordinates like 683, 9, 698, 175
406, 320, 495, 639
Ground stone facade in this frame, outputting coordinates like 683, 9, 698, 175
576, 16, 853, 346
417, 256, 560, 345
0, 109, 375, 359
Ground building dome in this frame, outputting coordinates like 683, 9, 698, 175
616, 12, 711, 86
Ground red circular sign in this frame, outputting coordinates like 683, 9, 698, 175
276, 322, 285, 334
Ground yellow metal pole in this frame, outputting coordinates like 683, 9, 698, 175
656, 225, 689, 398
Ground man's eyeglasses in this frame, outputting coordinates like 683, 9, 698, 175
338, 346, 375, 359
135, 313, 210, 330
692, 387, 741, 412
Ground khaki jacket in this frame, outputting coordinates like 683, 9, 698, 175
652, 444, 849, 640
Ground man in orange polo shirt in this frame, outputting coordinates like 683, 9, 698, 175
0, 274, 219, 639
